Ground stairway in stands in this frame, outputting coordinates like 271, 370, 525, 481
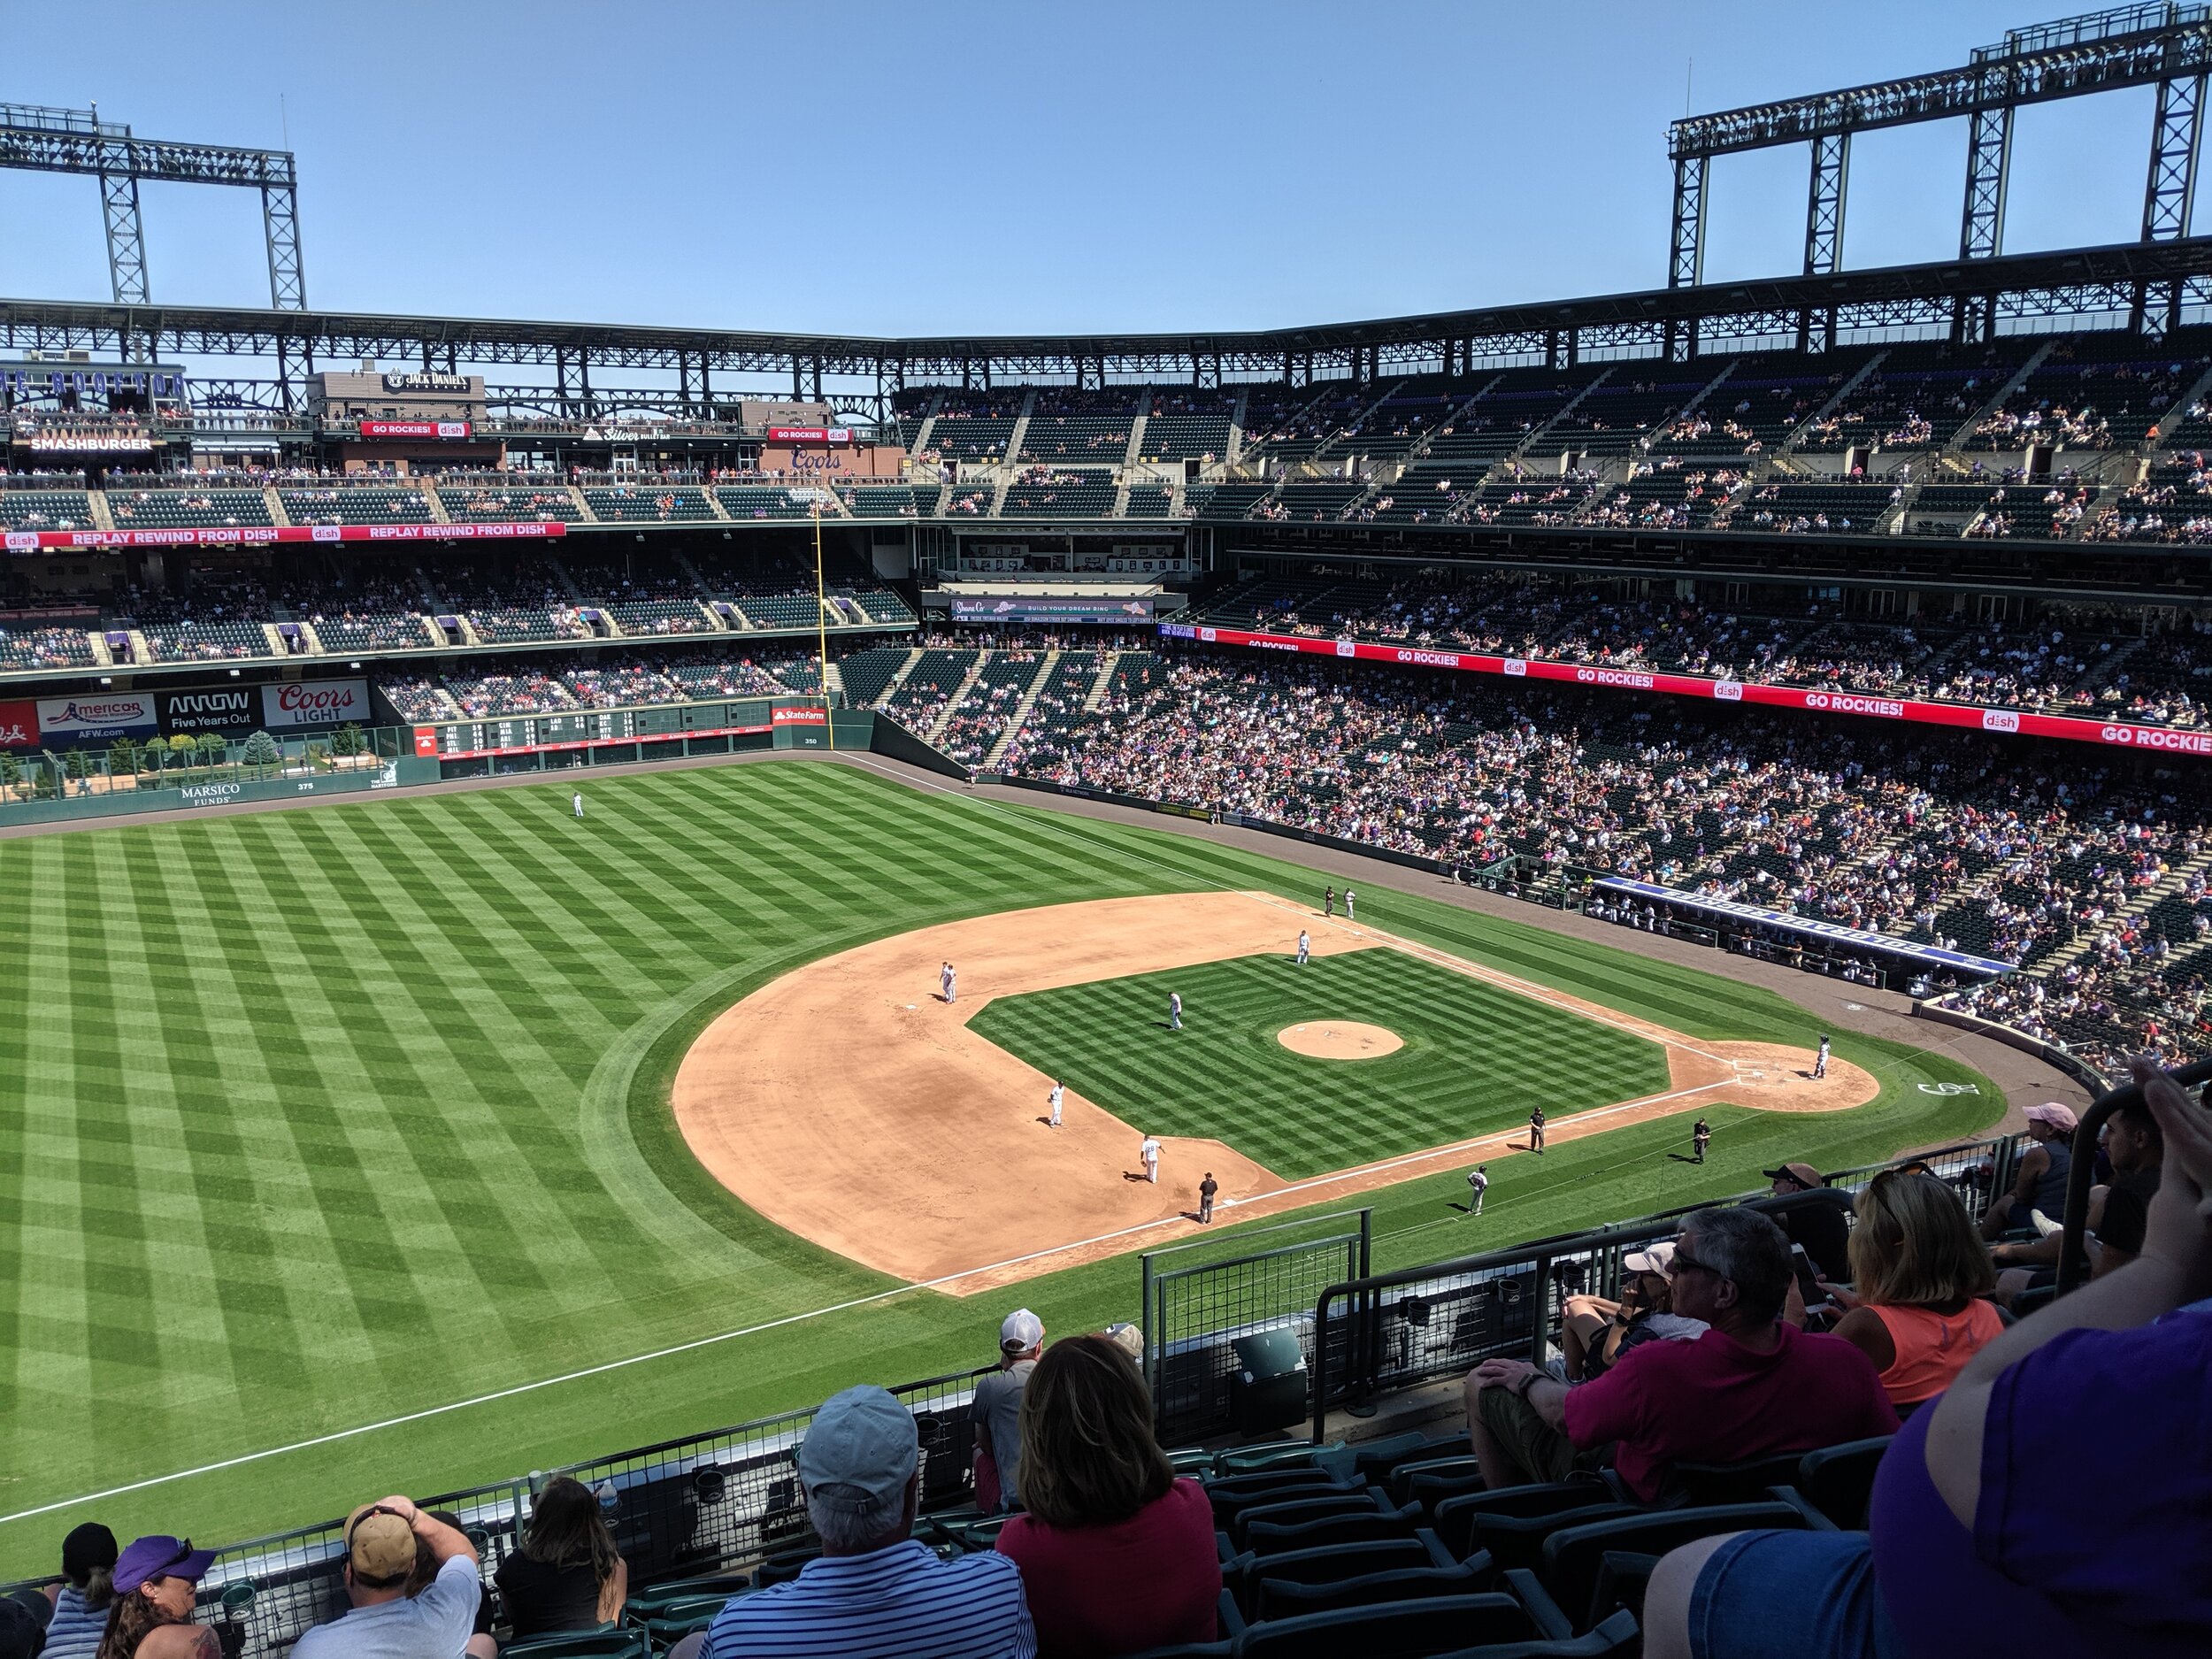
983, 649, 1060, 769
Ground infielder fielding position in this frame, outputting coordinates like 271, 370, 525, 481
1141, 1134, 1161, 1183
941, 961, 957, 1004
1047, 1081, 1064, 1128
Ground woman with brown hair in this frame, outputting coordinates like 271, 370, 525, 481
493, 1477, 628, 1638
1823, 1169, 2003, 1408
995, 1334, 1219, 1658
92, 1538, 218, 1659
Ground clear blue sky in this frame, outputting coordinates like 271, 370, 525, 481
0, 1, 2179, 336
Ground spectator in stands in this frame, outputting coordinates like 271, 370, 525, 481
994, 1335, 1219, 1656
290, 1500, 495, 1659
493, 1476, 628, 1637
42, 1525, 117, 1659
1643, 1056, 2212, 1659
702, 1386, 1033, 1659
92, 1539, 218, 1659
1816, 1171, 2001, 1408
972, 1309, 1043, 1512
1980, 1102, 2077, 1239
1559, 1241, 1707, 1382
1, 1596, 51, 1659
1992, 1091, 2166, 1298
1763, 1162, 1853, 1283
1464, 1206, 1897, 1499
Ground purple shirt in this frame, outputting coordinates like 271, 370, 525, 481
1870, 1308, 2212, 1658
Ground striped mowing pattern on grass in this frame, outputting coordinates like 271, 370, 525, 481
0, 758, 2002, 1567
968, 949, 1671, 1178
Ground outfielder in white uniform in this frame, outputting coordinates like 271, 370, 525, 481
1141, 1135, 1161, 1183
1167, 991, 1183, 1031
572, 791, 585, 820
941, 962, 956, 1005
1343, 887, 1356, 921
1048, 1082, 1064, 1128
1295, 930, 1310, 965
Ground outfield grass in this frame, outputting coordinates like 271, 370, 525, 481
971, 949, 1671, 1177
0, 759, 2002, 1571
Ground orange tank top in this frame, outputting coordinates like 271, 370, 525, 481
1870, 1300, 2005, 1405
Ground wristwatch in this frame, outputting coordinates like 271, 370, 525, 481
1515, 1371, 1540, 1401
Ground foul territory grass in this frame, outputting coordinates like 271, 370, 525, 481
969, 949, 1670, 1177
0, 758, 2001, 1571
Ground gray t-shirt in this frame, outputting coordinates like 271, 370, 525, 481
971, 1359, 1036, 1509
291, 1555, 481, 1659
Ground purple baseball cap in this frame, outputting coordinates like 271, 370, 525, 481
113, 1537, 215, 1595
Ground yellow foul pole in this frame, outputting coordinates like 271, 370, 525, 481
812, 492, 835, 749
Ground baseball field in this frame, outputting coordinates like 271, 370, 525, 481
0, 757, 2001, 1573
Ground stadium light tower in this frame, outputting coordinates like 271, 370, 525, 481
0, 101, 307, 310
1667, 4, 2212, 285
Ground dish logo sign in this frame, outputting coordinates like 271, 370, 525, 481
1335, 639, 1356, 657
1503, 658, 1527, 677
35, 695, 156, 738
1982, 709, 2021, 733
260, 678, 370, 729
1715, 680, 1744, 702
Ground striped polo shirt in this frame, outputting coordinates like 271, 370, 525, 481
701, 1539, 1033, 1659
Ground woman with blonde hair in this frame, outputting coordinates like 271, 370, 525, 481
995, 1334, 1219, 1657
1824, 1169, 2002, 1408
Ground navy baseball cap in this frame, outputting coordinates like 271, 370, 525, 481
113, 1537, 215, 1595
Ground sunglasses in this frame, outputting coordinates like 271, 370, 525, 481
1668, 1250, 1724, 1279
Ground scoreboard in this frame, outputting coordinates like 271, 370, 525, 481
416, 697, 800, 760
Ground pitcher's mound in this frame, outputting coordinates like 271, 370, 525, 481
1278, 1021, 1404, 1060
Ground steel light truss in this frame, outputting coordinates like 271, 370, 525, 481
1667, 5, 2212, 280
0, 104, 307, 308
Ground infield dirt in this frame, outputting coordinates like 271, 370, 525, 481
672, 891, 1875, 1291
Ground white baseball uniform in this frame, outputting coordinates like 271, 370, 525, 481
1141, 1136, 1161, 1182
1343, 887, 1356, 920
1296, 931, 1310, 964
1815, 1037, 1830, 1079
572, 792, 584, 819
1467, 1169, 1488, 1216
942, 964, 956, 1004
1048, 1083, 1064, 1127
1168, 993, 1182, 1031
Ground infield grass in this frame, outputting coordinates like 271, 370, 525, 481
0, 757, 2002, 1571
970, 949, 1671, 1176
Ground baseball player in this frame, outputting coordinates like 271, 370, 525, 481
1295, 930, 1310, 965
1692, 1118, 1711, 1164
1343, 887, 1356, 921
1814, 1034, 1831, 1079
941, 961, 957, 1005
1323, 886, 1336, 918
572, 790, 585, 820
1466, 1164, 1488, 1217
1198, 1171, 1218, 1224
1528, 1104, 1547, 1155
1167, 990, 1183, 1031
1047, 1081, 1064, 1128
1141, 1134, 1161, 1184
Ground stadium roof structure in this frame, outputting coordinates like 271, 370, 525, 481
6, 237, 2212, 410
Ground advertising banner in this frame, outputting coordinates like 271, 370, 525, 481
954, 595, 1157, 623
772, 703, 829, 726
766, 426, 852, 445
260, 679, 373, 730
1593, 878, 2016, 975
357, 419, 472, 440
1159, 622, 2212, 758
35, 694, 157, 741
160, 687, 257, 733
0, 699, 36, 748
4, 521, 564, 552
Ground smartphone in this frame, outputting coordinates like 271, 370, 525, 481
1789, 1243, 1832, 1312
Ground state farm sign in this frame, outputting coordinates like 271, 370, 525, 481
260, 678, 371, 729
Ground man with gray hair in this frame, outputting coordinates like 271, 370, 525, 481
702, 1386, 1033, 1658
1463, 1205, 1896, 1499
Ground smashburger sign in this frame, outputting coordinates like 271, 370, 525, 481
260, 678, 371, 730
1160, 622, 2212, 760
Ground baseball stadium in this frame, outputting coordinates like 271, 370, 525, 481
2, 9, 2208, 1657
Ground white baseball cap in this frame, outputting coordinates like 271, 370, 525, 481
1000, 1308, 1044, 1354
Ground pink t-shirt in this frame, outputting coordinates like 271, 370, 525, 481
1562, 1320, 1899, 1501
995, 1477, 1220, 1657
